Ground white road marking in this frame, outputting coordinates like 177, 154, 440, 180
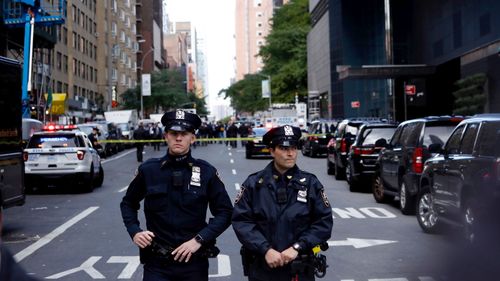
235, 183, 240, 190
118, 186, 129, 193
328, 238, 397, 249
228, 152, 232, 156
107, 256, 141, 279
209, 254, 231, 277
332, 207, 397, 219
14, 206, 99, 262
369, 279, 408, 281
232, 169, 236, 175
230, 159, 234, 163
45, 256, 105, 279
101, 149, 135, 164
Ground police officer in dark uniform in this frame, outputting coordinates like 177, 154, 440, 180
120, 110, 233, 281
232, 125, 333, 281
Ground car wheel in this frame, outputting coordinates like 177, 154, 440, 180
334, 158, 345, 180
399, 181, 416, 215
372, 174, 392, 203
94, 165, 104, 187
417, 188, 441, 233
81, 165, 95, 193
327, 158, 335, 175
463, 198, 477, 244
301, 144, 307, 156
309, 147, 315, 158
346, 162, 357, 192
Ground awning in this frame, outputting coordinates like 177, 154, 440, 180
336, 64, 436, 80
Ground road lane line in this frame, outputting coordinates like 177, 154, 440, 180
235, 183, 240, 190
228, 152, 232, 156
118, 186, 129, 193
230, 159, 234, 163
102, 149, 135, 164
208, 254, 231, 277
14, 206, 99, 262
232, 169, 236, 175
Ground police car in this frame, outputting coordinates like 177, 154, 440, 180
23, 124, 104, 192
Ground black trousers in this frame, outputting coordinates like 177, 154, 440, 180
143, 258, 209, 281
136, 144, 144, 162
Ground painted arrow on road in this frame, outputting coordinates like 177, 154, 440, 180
328, 238, 397, 249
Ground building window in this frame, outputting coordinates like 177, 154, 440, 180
479, 13, 491, 37
56, 52, 62, 70
256, 22, 263, 28
72, 32, 77, 48
63, 27, 68, 45
256, 12, 263, 17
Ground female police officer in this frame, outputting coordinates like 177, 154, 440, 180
120, 110, 233, 281
232, 125, 333, 281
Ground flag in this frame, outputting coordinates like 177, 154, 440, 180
46, 88, 53, 108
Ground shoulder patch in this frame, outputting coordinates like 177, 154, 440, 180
320, 189, 330, 207
234, 186, 246, 204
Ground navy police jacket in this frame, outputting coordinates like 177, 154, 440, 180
120, 151, 233, 251
232, 162, 333, 256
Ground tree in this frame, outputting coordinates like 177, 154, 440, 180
258, 0, 310, 103
120, 69, 208, 114
452, 73, 487, 115
218, 73, 269, 114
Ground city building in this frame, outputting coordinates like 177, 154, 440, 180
307, 0, 500, 121
235, 0, 283, 81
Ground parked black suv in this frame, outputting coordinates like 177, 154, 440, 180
346, 122, 398, 192
327, 118, 384, 180
417, 114, 500, 243
300, 119, 337, 157
372, 116, 464, 215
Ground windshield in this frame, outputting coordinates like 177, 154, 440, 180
28, 134, 83, 148
360, 127, 396, 146
251, 128, 269, 137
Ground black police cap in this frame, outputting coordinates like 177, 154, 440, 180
263, 125, 302, 148
161, 110, 202, 133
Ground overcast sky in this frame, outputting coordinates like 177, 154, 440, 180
165, 0, 235, 111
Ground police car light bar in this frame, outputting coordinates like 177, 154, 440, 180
43, 124, 78, 131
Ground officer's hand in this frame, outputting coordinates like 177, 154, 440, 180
172, 238, 202, 263
264, 248, 284, 268
281, 247, 299, 264
133, 231, 155, 248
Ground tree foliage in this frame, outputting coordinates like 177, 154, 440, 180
452, 73, 487, 115
120, 68, 208, 115
219, 74, 269, 114
258, 0, 310, 102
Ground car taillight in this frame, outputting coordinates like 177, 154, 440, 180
353, 146, 375, 155
309, 136, 318, 141
77, 150, 85, 160
340, 139, 347, 153
23, 152, 28, 161
412, 147, 423, 173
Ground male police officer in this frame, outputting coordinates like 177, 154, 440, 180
120, 110, 233, 281
232, 125, 333, 281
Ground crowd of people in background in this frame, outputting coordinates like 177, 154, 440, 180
130, 120, 261, 157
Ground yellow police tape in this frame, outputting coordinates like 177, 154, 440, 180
98, 133, 329, 143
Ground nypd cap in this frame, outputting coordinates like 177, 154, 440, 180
263, 125, 302, 148
161, 110, 202, 133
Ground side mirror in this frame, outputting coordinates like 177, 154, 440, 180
428, 143, 443, 154
374, 138, 388, 148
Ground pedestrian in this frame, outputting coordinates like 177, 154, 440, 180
238, 122, 250, 147
150, 123, 162, 151
0, 195, 40, 280
226, 122, 238, 148
133, 122, 148, 162
232, 125, 333, 281
120, 110, 233, 281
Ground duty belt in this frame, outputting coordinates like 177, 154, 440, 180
149, 240, 220, 261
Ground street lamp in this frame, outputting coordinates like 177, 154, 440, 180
138, 43, 154, 119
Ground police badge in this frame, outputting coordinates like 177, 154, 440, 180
190, 166, 201, 186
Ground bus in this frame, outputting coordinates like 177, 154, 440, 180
0, 56, 25, 208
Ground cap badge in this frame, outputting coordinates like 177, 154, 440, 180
284, 125, 294, 136
176, 110, 185, 120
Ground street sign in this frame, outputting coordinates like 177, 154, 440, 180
351, 101, 360, 108
405, 85, 416, 95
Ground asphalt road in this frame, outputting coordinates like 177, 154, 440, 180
2, 143, 474, 280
